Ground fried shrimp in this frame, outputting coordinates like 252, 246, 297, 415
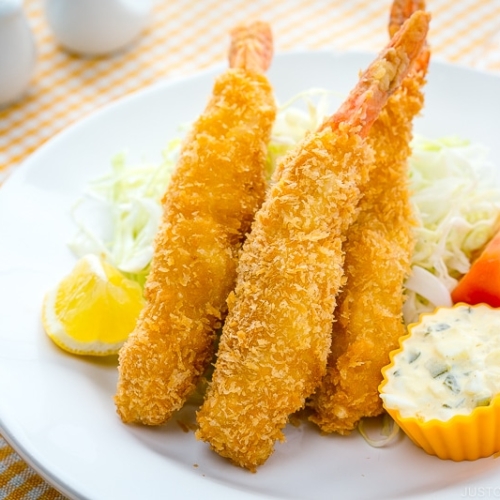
114, 21, 276, 426
309, 0, 431, 435
195, 11, 430, 471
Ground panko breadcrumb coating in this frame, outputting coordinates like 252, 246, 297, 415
196, 11, 430, 471
114, 21, 276, 425
309, 0, 430, 435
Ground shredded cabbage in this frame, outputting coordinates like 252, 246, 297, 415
69, 90, 500, 325
69, 140, 181, 286
358, 413, 401, 448
266, 88, 341, 178
404, 136, 500, 323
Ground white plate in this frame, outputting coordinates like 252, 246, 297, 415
1, 51, 500, 500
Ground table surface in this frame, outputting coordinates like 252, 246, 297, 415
2, 0, 500, 498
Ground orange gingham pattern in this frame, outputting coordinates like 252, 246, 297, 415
1, 0, 500, 498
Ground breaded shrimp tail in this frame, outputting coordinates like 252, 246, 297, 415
196, 11, 429, 471
309, 0, 431, 435
114, 21, 276, 426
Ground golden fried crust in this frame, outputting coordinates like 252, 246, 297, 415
309, 72, 426, 435
195, 126, 374, 470
114, 69, 276, 425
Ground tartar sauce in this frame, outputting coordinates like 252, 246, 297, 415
380, 304, 500, 421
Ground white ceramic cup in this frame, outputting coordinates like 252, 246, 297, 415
0, 0, 36, 107
44, 0, 153, 56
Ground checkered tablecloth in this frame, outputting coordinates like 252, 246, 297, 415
1, 0, 500, 498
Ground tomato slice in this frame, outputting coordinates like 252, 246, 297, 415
451, 231, 500, 307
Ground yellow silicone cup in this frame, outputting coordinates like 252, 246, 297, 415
379, 303, 500, 461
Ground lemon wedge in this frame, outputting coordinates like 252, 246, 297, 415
42, 254, 144, 356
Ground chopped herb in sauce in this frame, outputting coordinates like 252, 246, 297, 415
443, 374, 460, 394
408, 351, 421, 364
476, 397, 491, 407
433, 323, 450, 332
425, 359, 449, 379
